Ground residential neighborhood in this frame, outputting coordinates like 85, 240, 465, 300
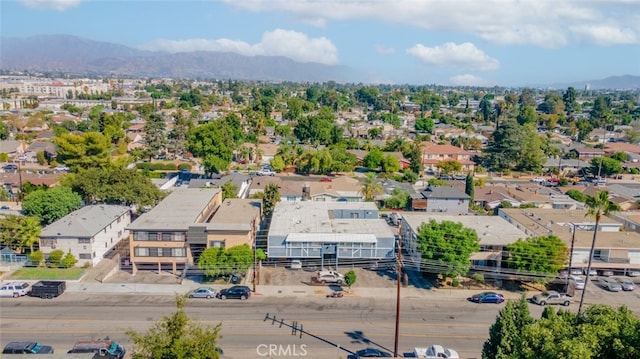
1, 74, 640, 359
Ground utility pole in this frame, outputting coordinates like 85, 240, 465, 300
393, 222, 403, 358
252, 241, 257, 293
565, 222, 576, 293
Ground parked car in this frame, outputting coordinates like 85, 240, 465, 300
532, 291, 572, 306
601, 277, 622, 292
469, 292, 504, 304
599, 269, 614, 277
557, 270, 569, 279
618, 278, 635, 291
68, 338, 125, 359
3, 163, 18, 171
583, 268, 597, 276
312, 270, 345, 285
288, 259, 302, 270
627, 270, 640, 277
2, 341, 54, 354
570, 268, 583, 276
28, 280, 65, 299
217, 285, 251, 300
187, 287, 216, 299
531, 177, 545, 183
347, 348, 392, 358
570, 275, 585, 290
0, 282, 30, 297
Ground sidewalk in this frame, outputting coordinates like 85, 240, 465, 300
65, 279, 532, 301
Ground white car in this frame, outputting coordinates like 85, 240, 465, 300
413, 345, 460, 358
627, 270, 640, 277
570, 275, 585, 290
0, 282, 30, 297
618, 278, 635, 291
531, 177, 545, 183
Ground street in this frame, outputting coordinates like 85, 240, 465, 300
3, 294, 508, 358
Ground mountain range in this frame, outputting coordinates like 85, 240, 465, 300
1, 34, 638, 88
0, 34, 359, 83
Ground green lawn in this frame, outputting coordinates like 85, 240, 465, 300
9, 267, 86, 280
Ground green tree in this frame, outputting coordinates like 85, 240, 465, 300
415, 219, 480, 278
384, 188, 409, 209
479, 97, 493, 121
483, 295, 534, 359
563, 87, 578, 116
17, 216, 41, 253
363, 148, 384, 169
415, 117, 434, 133
262, 183, 280, 219
219, 181, 238, 200
168, 111, 191, 158
590, 157, 622, 177
436, 159, 462, 174
143, 113, 168, 159
360, 172, 383, 202
226, 244, 253, 275
22, 186, 82, 225
579, 191, 619, 314
48, 249, 64, 267
127, 295, 222, 359
62, 166, 165, 208
53, 132, 111, 170
566, 189, 587, 203
270, 155, 286, 172
505, 235, 568, 281
465, 173, 475, 204
485, 119, 546, 172
197, 247, 229, 278
60, 250, 78, 268
381, 154, 401, 173
344, 270, 357, 292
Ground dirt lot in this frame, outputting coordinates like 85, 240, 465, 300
258, 265, 433, 289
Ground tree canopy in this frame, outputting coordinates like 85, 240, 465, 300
127, 295, 222, 359
22, 186, 82, 225
504, 235, 568, 281
62, 166, 165, 208
415, 219, 480, 278
197, 244, 253, 278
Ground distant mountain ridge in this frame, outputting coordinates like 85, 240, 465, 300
543, 75, 640, 90
0, 34, 358, 82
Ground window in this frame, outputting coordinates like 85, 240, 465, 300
162, 233, 172, 241
79, 253, 92, 259
41, 239, 57, 247
134, 232, 148, 241
174, 248, 186, 257
78, 238, 91, 244
134, 248, 149, 257
209, 240, 225, 248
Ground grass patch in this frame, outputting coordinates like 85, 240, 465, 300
9, 267, 86, 280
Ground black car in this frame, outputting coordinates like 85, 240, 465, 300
347, 348, 392, 358
3, 341, 54, 354
217, 285, 251, 300
3, 163, 18, 171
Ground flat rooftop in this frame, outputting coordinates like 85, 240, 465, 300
127, 188, 220, 231
269, 201, 393, 238
401, 213, 527, 246
205, 199, 261, 231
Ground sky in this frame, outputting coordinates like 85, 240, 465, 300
2, 0, 640, 87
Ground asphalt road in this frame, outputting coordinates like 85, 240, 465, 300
1, 294, 513, 359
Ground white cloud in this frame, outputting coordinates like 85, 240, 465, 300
449, 74, 489, 87
139, 29, 338, 65
19, 0, 81, 11
570, 25, 638, 45
375, 45, 395, 55
223, 0, 640, 47
406, 42, 499, 71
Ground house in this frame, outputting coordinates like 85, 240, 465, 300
498, 208, 640, 272
604, 142, 640, 158
278, 176, 363, 202
189, 172, 253, 199
0, 140, 26, 156
39, 205, 131, 266
203, 198, 261, 249
399, 213, 528, 271
127, 188, 223, 274
542, 158, 590, 175
422, 143, 475, 173
256, 142, 279, 165
569, 147, 604, 160
347, 150, 410, 170
380, 178, 426, 211
420, 185, 470, 214
267, 201, 395, 268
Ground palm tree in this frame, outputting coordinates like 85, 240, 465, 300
17, 216, 42, 254
578, 190, 619, 314
360, 172, 383, 202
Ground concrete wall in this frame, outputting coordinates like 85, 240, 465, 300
426, 198, 468, 214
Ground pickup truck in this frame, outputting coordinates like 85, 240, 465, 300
413, 345, 460, 358
532, 290, 572, 306
28, 280, 66, 299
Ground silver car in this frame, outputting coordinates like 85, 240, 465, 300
187, 287, 216, 299
618, 278, 635, 291
601, 278, 622, 292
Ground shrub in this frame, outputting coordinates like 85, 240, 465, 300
471, 273, 485, 284
60, 251, 78, 268
451, 278, 460, 287
48, 249, 64, 267
136, 162, 152, 171
178, 163, 192, 171
29, 250, 44, 266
